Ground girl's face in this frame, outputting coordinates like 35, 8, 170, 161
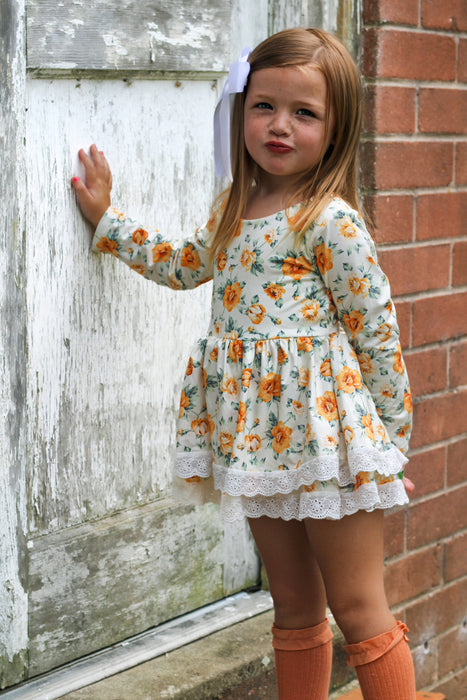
243, 65, 334, 192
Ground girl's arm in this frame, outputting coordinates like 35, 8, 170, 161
311, 202, 413, 455
72, 145, 213, 290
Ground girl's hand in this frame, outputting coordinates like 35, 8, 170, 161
72, 144, 113, 229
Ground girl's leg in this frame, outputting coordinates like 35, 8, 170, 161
304, 510, 416, 699
248, 517, 332, 700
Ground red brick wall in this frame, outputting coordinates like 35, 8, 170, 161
361, 1, 467, 696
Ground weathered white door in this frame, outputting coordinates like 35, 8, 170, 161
0, 0, 358, 687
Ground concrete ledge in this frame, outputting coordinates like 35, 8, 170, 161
60, 611, 354, 700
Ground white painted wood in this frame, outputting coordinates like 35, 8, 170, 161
26, 0, 231, 73
0, 591, 273, 700
0, 0, 29, 688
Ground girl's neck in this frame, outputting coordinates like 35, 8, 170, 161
243, 182, 302, 220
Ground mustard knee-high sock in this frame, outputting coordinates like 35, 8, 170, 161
272, 618, 333, 700
344, 621, 416, 700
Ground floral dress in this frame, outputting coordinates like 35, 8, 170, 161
92, 196, 412, 522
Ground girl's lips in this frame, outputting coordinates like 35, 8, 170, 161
266, 141, 292, 154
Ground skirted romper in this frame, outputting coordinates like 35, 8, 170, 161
92, 196, 412, 522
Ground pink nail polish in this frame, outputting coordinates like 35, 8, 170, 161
72, 177, 80, 182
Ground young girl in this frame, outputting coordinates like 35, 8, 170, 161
73, 28, 416, 700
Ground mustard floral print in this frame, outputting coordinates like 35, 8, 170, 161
92, 197, 412, 521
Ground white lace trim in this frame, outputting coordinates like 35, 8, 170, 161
220, 481, 409, 522
175, 446, 407, 498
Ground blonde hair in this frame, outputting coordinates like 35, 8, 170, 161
209, 27, 362, 262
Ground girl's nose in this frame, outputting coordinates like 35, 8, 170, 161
269, 111, 290, 135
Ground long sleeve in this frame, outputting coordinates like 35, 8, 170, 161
91, 206, 215, 290
309, 201, 412, 454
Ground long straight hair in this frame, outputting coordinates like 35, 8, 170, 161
208, 28, 363, 262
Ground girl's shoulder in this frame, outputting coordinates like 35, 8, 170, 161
316, 195, 365, 227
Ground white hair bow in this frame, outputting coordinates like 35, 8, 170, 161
214, 47, 252, 180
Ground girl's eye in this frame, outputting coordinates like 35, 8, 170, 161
256, 102, 273, 110
297, 108, 316, 118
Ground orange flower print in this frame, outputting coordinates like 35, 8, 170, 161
287, 209, 304, 228
361, 414, 375, 441
168, 272, 183, 289
185, 475, 202, 484
358, 353, 374, 375
206, 209, 218, 233
325, 435, 338, 448
236, 402, 247, 433
240, 248, 256, 270
132, 228, 148, 245
376, 424, 389, 443
245, 433, 262, 452
393, 344, 405, 374
305, 424, 315, 445
375, 473, 394, 486
338, 216, 359, 239
219, 431, 234, 454
248, 303, 266, 325
217, 251, 227, 271
258, 372, 281, 402
223, 282, 243, 311
317, 391, 338, 421
320, 359, 332, 377
181, 244, 201, 270
242, 368, 253, 387
297, 337, 313, 352
376, 322, 392, 343
271, 421, 293, 454
381, 384, 394, 398
282, 256, 313, 280
265, 283, 286, 300
292, 400, 305, 415
298, 367, 310, 388
130, 263, 146, 275
304, 481, 319, 492
220, 375, 239, 397
343, 425, 354, 444
255, 340, 266, 353
348, 275, 370, 298
191, 414, 215, 437
336, 366, 362, 394
228, 339, 243, 363
179, 389, 190, 418
397, 424, 411, 439
277, 346, 288, 365
210, 347, 219, 362
96, 237, 118, 255
314, 242, 334, 275
403, 391, 413, 413
354, 472, 371, 491
185, 357, 194, 375
301, 299, 321, 321
343, 309, 365, 337
203, 368, 208, 389
152, 242, 172, 263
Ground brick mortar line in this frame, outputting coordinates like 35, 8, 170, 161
362, 23, 467, 38
391, 573, 467, 614
403, 337, 467, 355
363, 78, 467, 87
408, 431, 467, 456
360, 185, 467, 196
361, 134, 467, 142
412, 385, 466, 403
393, 283, 467, 302
377, 238, 463, 250
403, 482, 467, 511
363, 78, 467, 88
